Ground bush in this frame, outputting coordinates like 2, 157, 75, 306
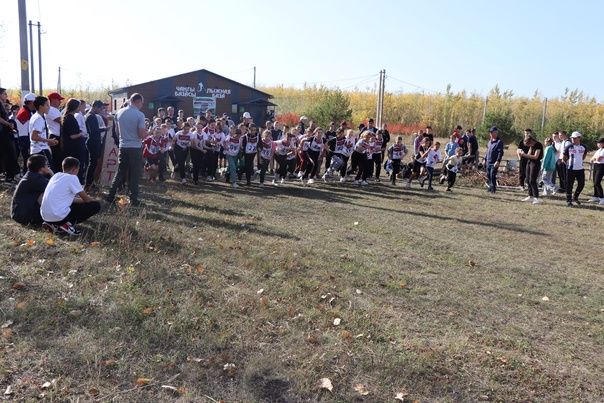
304, 87, 352, 128
478, 109, 520, 144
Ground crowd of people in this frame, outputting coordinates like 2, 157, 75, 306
1, 89, 602, 236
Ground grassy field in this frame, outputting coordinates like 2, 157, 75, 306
0, 172, 603, 402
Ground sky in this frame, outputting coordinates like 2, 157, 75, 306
1, 0, 603, 101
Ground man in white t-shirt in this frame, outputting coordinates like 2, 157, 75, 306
46, 92, 64, 172
40, 156, 101, 236
563, 131, 587, 207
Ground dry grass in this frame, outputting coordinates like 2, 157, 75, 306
0, 174, 602, 402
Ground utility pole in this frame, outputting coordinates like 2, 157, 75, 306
376, 70, 384, 127
541, 97, 548, 134
29, 20, 35, 93
57, 66, 61, 93
37, 22, 43, 93
380, 69, 386, 128
253, 66, 256, 88
18, 0, 30, 93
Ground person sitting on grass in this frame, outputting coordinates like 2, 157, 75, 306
11, 154, 54, 226
40, 157, 101, 236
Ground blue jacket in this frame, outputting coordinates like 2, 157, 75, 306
485, 138, 504, 164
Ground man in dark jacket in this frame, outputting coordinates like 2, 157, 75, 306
11, 154, 53, 225
85, 100, 108, 189
484, 126, 504, 193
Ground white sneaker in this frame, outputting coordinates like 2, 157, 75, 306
232, 183, 239, 188
599, 198, 604, 205
353, 180, 360, 185
181, 178, 187, 184
259, 183, 265, 187
361, 180, 369, 186
339, 177, 346, 183
308, 179, 315, 184
207, 176, 214, 182
272, 179, 277, 185
280, 178, 285, 184
532, 198, 543, 205
588, 196, 600, 203
521, 196, 533, 202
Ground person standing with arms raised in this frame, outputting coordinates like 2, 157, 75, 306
105, 93, 147, 207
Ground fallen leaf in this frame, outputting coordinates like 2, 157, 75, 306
223, 363, 237, 377
68, 309, 82, 317
333, 318, 341, 326
12, 282, 26, 290
395, 390, 409, 401
306, 334, 319, 344
259, 296, 269, 307
135, 377, 152, 386
117, 197, 129, 208
340, 330, 352, 341
161, 385, 182, 395
90, 241, 101, 247
399, 282, 406, 289
257, 288, 264, 295
195, 264, 205, 274
318, 377, 333, 392
26, 239, 36, 246
467, 260, 477, 267
102, 359, 116, 367
1, 320, 13, 329
88, 387, 99, 396
541, 296, 550, 302
353, 383, 369, 396
15, 301, 27, 310
142, 307, 154, 315
2, 328, 12, 339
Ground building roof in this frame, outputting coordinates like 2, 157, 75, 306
109, 69, 272, 98
240, 97, 277, 107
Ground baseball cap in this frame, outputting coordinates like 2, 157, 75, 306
92, 100, 106, 108
47, 92, 64, 101
23, 93, 36, 102
242, 112, 252, 119
489, 126, 498, 133
570, 131, 582, 138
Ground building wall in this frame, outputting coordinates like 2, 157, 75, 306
111, 70, 271, 123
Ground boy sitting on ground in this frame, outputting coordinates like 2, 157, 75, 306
40, 157, 101, 236
11, 154, 54, 225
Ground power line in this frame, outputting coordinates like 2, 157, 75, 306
386, 74, 437, 94
282, 73, 379, 88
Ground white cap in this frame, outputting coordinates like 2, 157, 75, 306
23, 93, 36, 102
242, 112, 251, 119
570, 131, 582, 138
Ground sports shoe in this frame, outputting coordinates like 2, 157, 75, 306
308, 179, 315, 184
375, 178, 381, 182
272, 179, 277, 185
42, 222, 59, 234
427, 186, 434, 191
353, 180, 360, 185
532, 198, 543, 205
588, 196, 600, 203
361, 180, 369, 186
439, 175, 446, 184
259, 183, 265, 187
280, 178, 285, 184
339, 177, 346, 183
181, 178, 187, 184
599, 198, 604, 205
207, 176, 214, 182
232, 183, 239, 188
567, 202, 574, 207
573, 198, 581, 205
521, 196, 533, 202
446, 188, 452, 192
59, 222, 81, 236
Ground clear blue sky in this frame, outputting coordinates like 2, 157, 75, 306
1, 0, 603, 100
